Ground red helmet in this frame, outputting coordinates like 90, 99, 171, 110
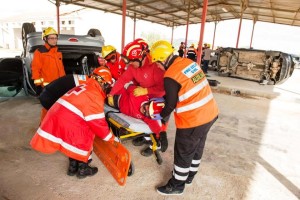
134, 38, 149, 51
92, 66, 113, 85
121, 41, 144, 64
149, 98, 165, 120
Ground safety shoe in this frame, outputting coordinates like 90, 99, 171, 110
132, 136, 149, 146
141, 146, 153, 157
185, 176, 194, 185
156, 183, 184, 196
76, 162, 98, 179
67, 158, 78, 176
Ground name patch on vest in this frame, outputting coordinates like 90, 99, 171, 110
191, 72, 205, 84
182, 63, 201, 78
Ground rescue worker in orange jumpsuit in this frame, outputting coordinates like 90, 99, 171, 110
31, 27, 66, 94
101, 45, 126, 81
150, 40, 219, 195
107, 39, 168, 156
30, 67, 116, 179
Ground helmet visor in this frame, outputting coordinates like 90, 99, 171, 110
105, 53, 116, 62
140, 102, 151, 117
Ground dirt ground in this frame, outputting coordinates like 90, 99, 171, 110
1, 84, 300, 200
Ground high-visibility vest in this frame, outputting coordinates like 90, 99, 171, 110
164, 57, 219, 128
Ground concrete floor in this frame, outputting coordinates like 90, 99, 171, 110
0, 70, 300, 200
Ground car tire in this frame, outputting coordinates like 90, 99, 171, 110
87, 29, 101, 37
22, 23, 36, 57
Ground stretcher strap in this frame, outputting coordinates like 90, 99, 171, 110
107, 112, 130, 128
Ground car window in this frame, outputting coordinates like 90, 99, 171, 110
0, 86, 23, 98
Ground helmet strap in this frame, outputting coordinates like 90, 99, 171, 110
138, 54, 147, 67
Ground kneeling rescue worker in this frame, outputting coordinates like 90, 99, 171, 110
30, 67, 117, 179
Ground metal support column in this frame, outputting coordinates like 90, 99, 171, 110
196, 0, 208, 65
121, 0, 126, 50
56, 0, 60, 34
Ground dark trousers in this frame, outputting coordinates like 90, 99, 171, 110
168, 116, 218, 190
202, 60, 209, 73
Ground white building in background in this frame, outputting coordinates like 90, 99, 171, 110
0, 15, 78, 50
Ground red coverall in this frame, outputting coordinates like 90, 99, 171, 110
109, 56, 165, 99
106, 52, 126, 81
117, 85, 162, 135
30, 78, 114, 163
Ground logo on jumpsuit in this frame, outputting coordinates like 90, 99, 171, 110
131, 50, 138, 57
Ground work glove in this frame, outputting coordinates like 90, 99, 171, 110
133, 87, 148, 97
159, 131, 168, 152
107, 94, 114, 107
151, 113, 163, 120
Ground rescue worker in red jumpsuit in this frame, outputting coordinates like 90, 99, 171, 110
31, 27, 66, 94
38, 74, 91, 122
150, 40, 219, 195
107, 39, 168, 156
30, 67, 116, 179
108, 85, 166, 155
101, 45, 126, 81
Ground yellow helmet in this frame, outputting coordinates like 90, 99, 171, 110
102, 45, 117, 59
42, 27, 58, 39
207, 44, 211, 48
150, 40, 174, 63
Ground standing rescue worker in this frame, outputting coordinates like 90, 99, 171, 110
186, 43, 197, 62
31, 27, 65, 95
178, 42, 185, 57
150, 40, 219, 195
30, 67, 116, 179
107, 39, 168, 156
101, 45, 126, 81
202, 43, 214, 74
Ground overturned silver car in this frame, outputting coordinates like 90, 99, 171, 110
216, 47, 295, 85
0, 23, 104, 97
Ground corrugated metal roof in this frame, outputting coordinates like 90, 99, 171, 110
58, 0, 300, 27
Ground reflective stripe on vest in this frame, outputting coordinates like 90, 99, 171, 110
34, 78, 44, 85
164, 57, 218, 128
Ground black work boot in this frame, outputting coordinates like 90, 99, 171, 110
132, 136, 151, 146
67, 158, 78, 176
132, 136, 145, 146
157, 182, 184, 195
185, 176, 194, 185
76, 162, 98, 179
141, 146, 153, 157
